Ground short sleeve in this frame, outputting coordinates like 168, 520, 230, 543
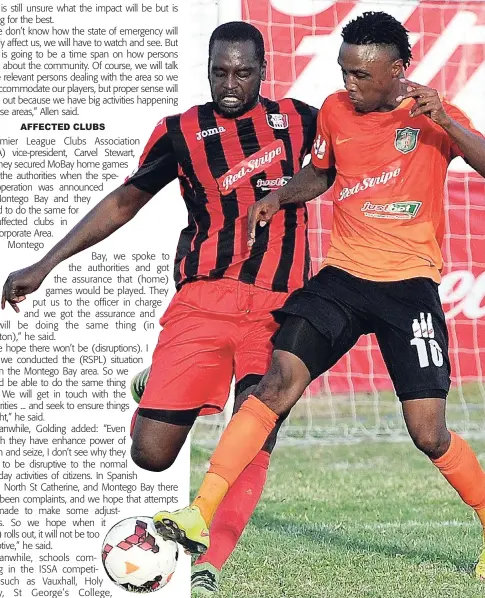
124, 117, 179, 194
311, 98, 334, 169
443, 100, 485, 160
303, 105, 318, 156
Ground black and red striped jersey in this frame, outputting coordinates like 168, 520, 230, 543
125, 97, 317, 293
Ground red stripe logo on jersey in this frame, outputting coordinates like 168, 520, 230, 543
217, 139, 286, 195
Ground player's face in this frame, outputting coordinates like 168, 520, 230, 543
209, 40, 266, 118
338, 43, 403, 113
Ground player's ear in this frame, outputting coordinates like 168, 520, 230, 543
261, 59, 267, 81
392, 58, 404, 79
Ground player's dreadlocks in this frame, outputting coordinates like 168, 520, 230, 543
209, 21, 265, 66
341, 11, 412, 69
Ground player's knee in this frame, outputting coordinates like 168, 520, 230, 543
256, 353, 308, 415
130, 443, 176, 472
409, 427, 450, 459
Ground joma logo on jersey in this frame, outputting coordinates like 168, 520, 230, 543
196, 126, 226, 141
361, 201, 422, 220
338, 168, 401, 201
217, 139, 286, 195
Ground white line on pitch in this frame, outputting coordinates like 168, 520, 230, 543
349, 521, 475, 530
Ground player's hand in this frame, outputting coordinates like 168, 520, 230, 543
247, 193, 281, 247
2, 264, 49, 312
396, 79, 451, 127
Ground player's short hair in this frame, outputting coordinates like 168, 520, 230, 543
209, 21, 265, 65
341, 11, 412, 69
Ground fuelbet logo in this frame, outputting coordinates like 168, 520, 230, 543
217, 139, 286, 195
361, 201, 422, 220
338, 168, 401, 201
256, 176, 291, 191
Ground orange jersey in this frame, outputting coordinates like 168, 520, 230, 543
311, 91, 483, 283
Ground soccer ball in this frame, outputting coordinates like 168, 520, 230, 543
102, 516, 179, 593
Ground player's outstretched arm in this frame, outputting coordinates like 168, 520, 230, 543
2, 184, 153, 312
247, 163, 333, 247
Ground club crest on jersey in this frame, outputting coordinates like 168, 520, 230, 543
266, 113, 289, 129
394, 127, 419, 154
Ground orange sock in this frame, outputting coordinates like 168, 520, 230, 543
192, 395, 278, 525
431, 431, 485, 519
192, 473, 230, 526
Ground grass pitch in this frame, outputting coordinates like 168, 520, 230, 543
191, 439, 485, 598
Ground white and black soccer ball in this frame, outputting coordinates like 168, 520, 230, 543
102, 517, 179, 593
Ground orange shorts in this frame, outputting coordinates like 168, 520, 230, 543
139, 278, 289, 416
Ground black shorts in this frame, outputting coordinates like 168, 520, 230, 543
272, 266, 451, 401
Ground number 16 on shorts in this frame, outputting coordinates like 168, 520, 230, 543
410, 312, 444, 368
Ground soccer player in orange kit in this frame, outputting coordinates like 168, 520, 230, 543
153, 11, 485, 580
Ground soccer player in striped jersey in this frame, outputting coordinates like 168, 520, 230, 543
153, 12, 485, 581
2, 22, 325, 594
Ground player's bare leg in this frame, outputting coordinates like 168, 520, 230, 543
153, 350, 310, 555
402, 398, 485, 579
131, 412, 197, 473
401, 398, 450, 460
